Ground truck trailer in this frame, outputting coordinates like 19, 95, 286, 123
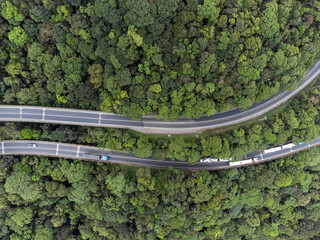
263, 146, 282, 154
229, 158, 257, 166
82, 153, 109, 161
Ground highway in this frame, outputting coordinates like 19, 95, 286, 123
0, 60, 320, 135
1, 138, 319, 171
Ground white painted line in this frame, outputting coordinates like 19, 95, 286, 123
20, 108, 22, 120
308, 144, 311, 147
4, 146, 60, 151
99, 113, 102, 124
260, 152, 264, 160
1, 142, 4, 154
76, 146, 80, 157
42, 109, 46, 121
290, 147, 293, 153
56, 144, 59, 155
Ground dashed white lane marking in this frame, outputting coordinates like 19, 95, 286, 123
99, 113, 102, 124
260, 152, 264, 160
1, 142, 4, 154
42, 109, 46, 121
76, 146, 80, 157
56, 144, 59, 155
19, 108, 22, 120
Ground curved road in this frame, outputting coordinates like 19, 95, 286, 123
0, 60, 320, 135
1, 138, 319, 171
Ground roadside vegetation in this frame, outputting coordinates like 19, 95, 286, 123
1, 0, 320, 120
0, 146, 320, 239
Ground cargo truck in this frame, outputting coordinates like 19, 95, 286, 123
282, 143, 295, 149
229, 158, 258, 166
82, 153, 109, 161
263, 146, 282, 154
200, 158, 219, 163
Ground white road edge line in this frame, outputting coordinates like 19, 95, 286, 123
56, 144, 59, 155
76, 146, 80, 157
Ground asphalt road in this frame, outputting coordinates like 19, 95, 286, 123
1, 138, 319, 171
0, 60, 320, 135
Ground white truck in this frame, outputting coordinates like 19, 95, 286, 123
282, 143, 295, 149
200, 158, 219, 163
229, 158, 258, 166
263, 146, 282, 154
219, 158, 232, 162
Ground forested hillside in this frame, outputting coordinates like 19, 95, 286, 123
1, 0, 320, 119
0, 146, 320, 239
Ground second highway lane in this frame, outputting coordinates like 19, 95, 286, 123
1, 137, 319, 171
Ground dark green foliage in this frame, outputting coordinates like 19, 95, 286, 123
0, 0, 320, 119
0, 147, 320, 239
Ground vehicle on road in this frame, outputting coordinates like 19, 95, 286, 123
261, 146, 283, 154
200, 158, 219, 163
264, 146, 282, 154
282, 143, 295, 149
27, 143, 37, 148
219, 158, 232, 162
83, 153, 109, 161
229, 158, 257, 166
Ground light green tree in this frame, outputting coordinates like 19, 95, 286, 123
8, 26, 28, 46
148, 84, 162, 93
274, 171, 293, 187
4, 171, 42, 202
88, 64, 103, 88
260, 0, 280, 39
1, 1, 25, 25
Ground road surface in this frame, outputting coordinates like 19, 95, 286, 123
0, 60, 320, 135
1, 138, 319, 171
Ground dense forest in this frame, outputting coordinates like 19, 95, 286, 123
1, 0, 320, 120
3, 1, 320, 239
0, 146, 320, 239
